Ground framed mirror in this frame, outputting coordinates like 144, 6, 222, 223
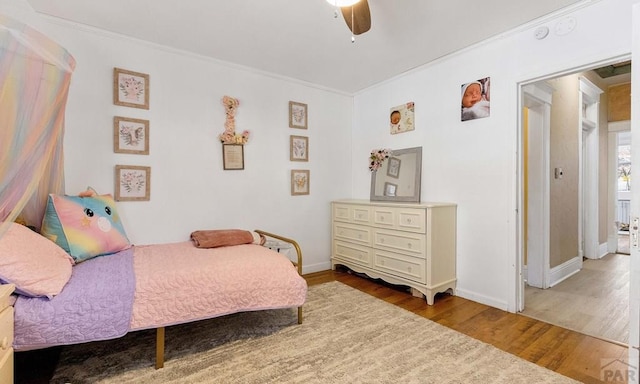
370, 146, 422, 203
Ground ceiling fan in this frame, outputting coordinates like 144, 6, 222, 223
327, 0, 371, 37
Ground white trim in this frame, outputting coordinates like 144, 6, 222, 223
609, 124, 631, 255
609, 120, 631, 132
549, 256, 582, 287
579, 77, 603, 259
522, 82, 553, 289
455, 288, 509, 311
599, 242, 611, 259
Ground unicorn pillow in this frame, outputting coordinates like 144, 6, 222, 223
41, 191, 131, 263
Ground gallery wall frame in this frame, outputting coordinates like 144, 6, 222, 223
291, 169, 310, 195
222, 144, 245, 170
290, 135, 309, 162
115, 165, 151, 201
461, 76, 490, 121
113, 116, 149, 155
113, 67, 150, 110
289, 101, 308, 129
384, 182, 397, 197
386, 156, 401, 178
389, 101, 415, 134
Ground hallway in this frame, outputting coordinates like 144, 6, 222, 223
522, 253, 629, 345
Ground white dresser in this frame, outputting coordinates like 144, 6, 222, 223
0, 284, 14, 383
331, 200, 456, 305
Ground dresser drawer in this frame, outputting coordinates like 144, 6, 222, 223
0, 305, 13, 384
333, 203, 372, 225
373, 229, 425, 256
374, 249, 426, 284
0, 307, 13, 352
333, 223, 371, 246
0, 346, 12, 384
333, 240, 373, 267
0, 284, 14, 312
372, 206, 425, 233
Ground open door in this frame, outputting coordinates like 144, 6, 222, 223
628, 4, 640, 383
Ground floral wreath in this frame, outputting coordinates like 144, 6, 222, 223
219, 95, 250, 144
369, 148, 391, 171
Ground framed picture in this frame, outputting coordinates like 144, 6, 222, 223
384, 182, 397, 197
290, 135, 309, 161
113, 116, 149, 154
291, 169, 310, 195
115, 165, 150, 201
387, 157, 401, 178
113, 67, 150, 109
289, 101, 308, 129
461, 77, 490, 121
222, 144, 244, 170
389, 101, 415, 134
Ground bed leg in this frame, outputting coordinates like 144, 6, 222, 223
297, 307, 303, 324
156, 327, 165, 369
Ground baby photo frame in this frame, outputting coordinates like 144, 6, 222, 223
461, 77, 490, 121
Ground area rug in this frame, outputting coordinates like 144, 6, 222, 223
51, 281, 578, 384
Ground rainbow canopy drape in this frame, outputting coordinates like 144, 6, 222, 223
0, 14, 75, 237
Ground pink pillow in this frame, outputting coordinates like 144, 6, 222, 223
0, 222, 74, 298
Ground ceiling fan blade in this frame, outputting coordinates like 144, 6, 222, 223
340, 0, 371, 35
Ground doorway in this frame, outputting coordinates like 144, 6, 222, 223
519, 60, 631, 345
615, 129, 631, 255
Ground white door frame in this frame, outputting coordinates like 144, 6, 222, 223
608, 121, 631, 254
579, 77, 603, 259
522, 82, 553, 289
629, 4, 640, 381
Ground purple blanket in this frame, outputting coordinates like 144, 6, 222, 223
13, 248, 135, 351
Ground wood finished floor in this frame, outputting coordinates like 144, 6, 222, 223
16, 268, 630, 384
313, 267, 629, 384
522, 253, 629, 345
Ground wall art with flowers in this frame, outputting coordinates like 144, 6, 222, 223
115, 165, 150, 201
113, 116, 149, 155
113, 67, 150, 110
219, 95, 250, 145
291, 169, 310, 196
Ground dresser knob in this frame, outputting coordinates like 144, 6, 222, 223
380, 217, 385, 221
358, 234, 362, 239
407, 218, 412, 223
380, 238, 385, 243
407, 243, 412, 249
408, 266, 412, 272
0, 337, 7, 350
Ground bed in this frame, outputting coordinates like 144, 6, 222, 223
2, 223, 307, 369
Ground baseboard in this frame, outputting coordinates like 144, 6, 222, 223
303, 261, 332, 275
599, 241, 610, 258
549, 256, 581, 287
455, 287, 509, 312
607, 235, 618, 254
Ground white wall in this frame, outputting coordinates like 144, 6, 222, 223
0, 1, 353, 274
3, 0, 637, 311
351, 0, 636, 311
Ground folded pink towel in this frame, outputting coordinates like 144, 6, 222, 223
190, 229, 264, 248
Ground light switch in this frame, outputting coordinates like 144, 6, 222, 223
554, 167, 564, 179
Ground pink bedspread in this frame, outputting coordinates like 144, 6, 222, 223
130, 242, 307, 330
